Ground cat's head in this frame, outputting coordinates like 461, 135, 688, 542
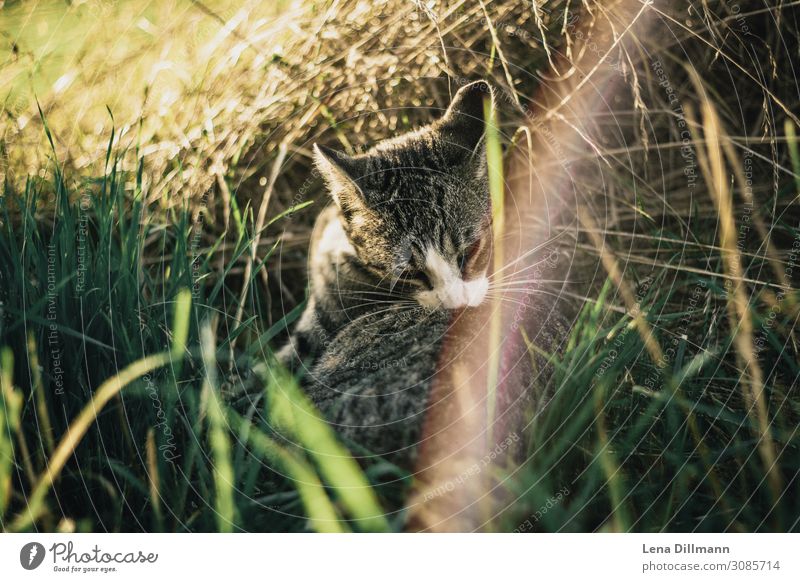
314, 80, 494, 310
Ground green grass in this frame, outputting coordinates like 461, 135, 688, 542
1, 135, 797, 532
1, 0, 799, 534
0, 142, 405, 532
504, 269, 800, 532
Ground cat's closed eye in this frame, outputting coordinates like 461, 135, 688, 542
460, 235, 490, 277
400, 268, 433, 289
313, 80, 494, 310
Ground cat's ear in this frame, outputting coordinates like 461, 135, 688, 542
313, 144, 368, 212
438, 80, 493, 158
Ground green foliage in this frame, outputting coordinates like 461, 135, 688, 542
503, 273, 800, 532
0, 147, 395, 532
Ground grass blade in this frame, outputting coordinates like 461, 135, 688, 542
265, 364, 390, 532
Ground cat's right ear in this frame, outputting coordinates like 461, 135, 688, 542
438, 80, 493, 157
313, 144, 368, 213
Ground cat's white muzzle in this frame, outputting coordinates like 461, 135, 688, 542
415, 247, 489, 309
415, 276, 489, 309
444, 277, 489, 308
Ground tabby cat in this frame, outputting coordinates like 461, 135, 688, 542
278, 81, 498, 464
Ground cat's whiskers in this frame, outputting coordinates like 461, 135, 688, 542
487, 230, 568, 277
331, 288, 419, 306
488, 279, 572, 292
326, 303, 414, 317
332, 275, 413, 297
483, 295, 540, 309
330, 274, 409, 293
334, 297, 414, 306
488, 256, 558, 285
353, 304, 429, 330
334, 290, 416, 303
334, 288, 404, 297
484, 288, 569, 303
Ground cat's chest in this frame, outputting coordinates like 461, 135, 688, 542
315, 212, 354, 262
309, 207, 355, 290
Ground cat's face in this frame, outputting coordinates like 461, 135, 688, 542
314, 81, 493, 310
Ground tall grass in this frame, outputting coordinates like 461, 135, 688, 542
0, 142, 395, 532
505, 269, 800, 532
0, 0, 798, 533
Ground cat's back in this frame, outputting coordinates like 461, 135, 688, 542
305, 306, 451, 462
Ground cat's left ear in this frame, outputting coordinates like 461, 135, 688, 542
314, 144, 364, 187
313, 144, 370, 213
438, 80, 493, 160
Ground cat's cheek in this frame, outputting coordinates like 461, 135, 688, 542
464, 276, 489, 307
415, 290, 442, 309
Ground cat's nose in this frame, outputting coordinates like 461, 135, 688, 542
438, 278, 488, 309
439, 285, 468, 309
415, 277, 488, 310
437, 280, 488, 309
